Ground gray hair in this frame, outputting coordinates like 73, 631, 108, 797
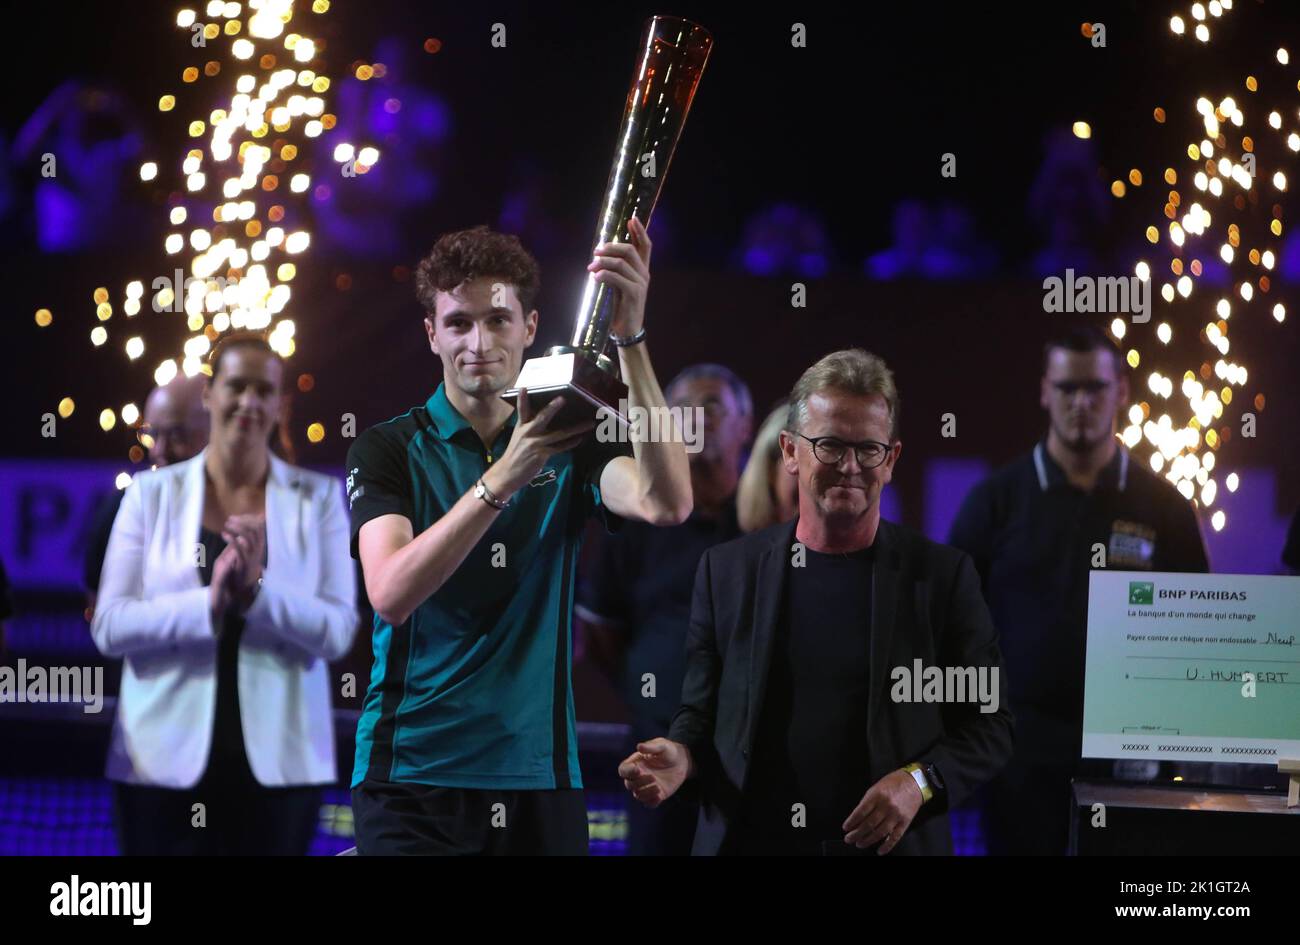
666, 363, 753, 418
785, 348, 900, 439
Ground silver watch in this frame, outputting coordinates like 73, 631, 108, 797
474, 479, 508, 510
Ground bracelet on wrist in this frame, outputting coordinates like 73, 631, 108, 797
610, 326, 646, 347
475, 478, 509, 510
903, 762, 935, 804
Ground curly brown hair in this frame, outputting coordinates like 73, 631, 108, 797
414, 225, 541, 316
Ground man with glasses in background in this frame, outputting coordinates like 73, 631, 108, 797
83, 375, 210, 619
577, 363, 752, 855
617, 349, 1012, 855
948, 324, 1209, 855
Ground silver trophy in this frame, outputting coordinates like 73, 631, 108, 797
504, 15, 713, 429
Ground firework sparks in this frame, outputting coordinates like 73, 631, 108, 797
1104, 0, 1292, 533
1169, 0, 1234, 45
67, 0, 380, 475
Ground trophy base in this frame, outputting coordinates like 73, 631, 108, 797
503, 348, 630, 431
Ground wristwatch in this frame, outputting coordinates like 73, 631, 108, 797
903, 762, 944, 804
474, 478, 509, 511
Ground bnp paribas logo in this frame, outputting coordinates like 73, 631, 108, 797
1129, 581, 1155, 605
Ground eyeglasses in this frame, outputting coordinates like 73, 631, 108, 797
668, 397, 731, 417
796, 433, 891, 468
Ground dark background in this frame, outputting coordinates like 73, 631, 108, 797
0, 0, 1297, 856
4, 1, 1294, 493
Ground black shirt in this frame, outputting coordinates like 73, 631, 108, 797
732, 546, 874, 855
577, 496, 741, 734
197, 525, 255, 788
193, 526, 319, 798
948, 440, 1209, 763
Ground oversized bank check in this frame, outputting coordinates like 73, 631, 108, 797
1083, 570, 1300, 762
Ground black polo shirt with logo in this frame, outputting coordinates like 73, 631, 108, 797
948, 440, 1209, 764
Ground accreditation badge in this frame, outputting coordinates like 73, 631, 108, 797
1108, 519, 1157, 568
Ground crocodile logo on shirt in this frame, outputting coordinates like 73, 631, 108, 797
529, 468, 557, 488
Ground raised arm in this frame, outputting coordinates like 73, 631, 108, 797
587, 216, 692, 526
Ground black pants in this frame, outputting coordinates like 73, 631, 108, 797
113, 779, 322, 856
352, 779, 589, 855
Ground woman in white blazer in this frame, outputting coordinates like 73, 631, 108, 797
91, 333, 358, 855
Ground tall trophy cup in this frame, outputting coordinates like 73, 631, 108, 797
504, 16, 712, 429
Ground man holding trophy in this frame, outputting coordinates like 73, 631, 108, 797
345, 16, 710, 855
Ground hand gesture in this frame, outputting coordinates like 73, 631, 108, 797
209, 543, 243, 621
617, 738, 691, 809
588, 215, 652, 339
488, 390, 595, 497
222, 513, 266, 610
841, 769, 924, 854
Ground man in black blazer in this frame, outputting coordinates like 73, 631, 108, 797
618, 349, 1014, 855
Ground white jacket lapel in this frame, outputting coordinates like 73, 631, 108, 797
168, 451, 208, 586
265, 452, 303, 574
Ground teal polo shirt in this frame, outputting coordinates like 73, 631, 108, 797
345, 382, 628, 790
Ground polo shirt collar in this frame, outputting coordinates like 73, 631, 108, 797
1033, 438, 1128, 492
425, 381, 518, 441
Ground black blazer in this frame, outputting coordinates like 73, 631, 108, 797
668, 518, 1014, 855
